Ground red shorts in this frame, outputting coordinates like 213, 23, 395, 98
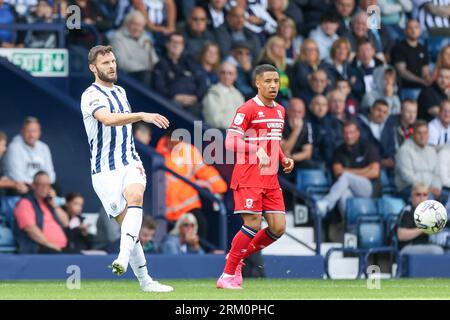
233, 187, 285, 215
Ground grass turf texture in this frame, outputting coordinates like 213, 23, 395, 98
0, 279, 449, 299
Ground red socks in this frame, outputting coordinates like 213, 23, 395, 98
224, 226, 281, 275
242, 228, 280, 260
223, 225, 257, 275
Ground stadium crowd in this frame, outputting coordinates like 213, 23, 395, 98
1, 0, 450, 256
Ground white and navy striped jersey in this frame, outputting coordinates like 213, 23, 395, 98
80, 82, 141, 175
414, 0, 450, 30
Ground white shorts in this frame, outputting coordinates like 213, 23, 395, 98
92, 162, 147, 218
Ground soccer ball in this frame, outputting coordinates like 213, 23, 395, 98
414, 200, 448, 235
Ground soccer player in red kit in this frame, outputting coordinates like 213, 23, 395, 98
216, 64, 294, 289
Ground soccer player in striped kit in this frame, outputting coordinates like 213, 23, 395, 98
81, 45, 173, 292
217, 64, 294, 289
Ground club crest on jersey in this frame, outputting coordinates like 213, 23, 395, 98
277, 110, 283, 118
258, 111, 265, 118
234, 113, 245, 125
110, 202, 118, 212
245, 198, 254, 209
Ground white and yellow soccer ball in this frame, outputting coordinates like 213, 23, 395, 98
414, 200, 448, 235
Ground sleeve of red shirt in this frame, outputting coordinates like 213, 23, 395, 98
14, 198, 37, 230
226, 105, 258, 154
279, 147, 285, 163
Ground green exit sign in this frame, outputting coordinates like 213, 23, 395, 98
0, 48, 68, 77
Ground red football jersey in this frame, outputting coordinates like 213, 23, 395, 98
228, 96, 286, 190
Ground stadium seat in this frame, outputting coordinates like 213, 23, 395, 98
378, 196, 405, 239
380, 169, 396, 194
297, 169, 331, 198
378, 196, 405, 221
357, 216, 385, 249
345, 197, 378, 230
0, 217, 16, 253
0, 196, 21, 227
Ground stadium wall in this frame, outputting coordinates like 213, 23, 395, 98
0, 254, 325, 280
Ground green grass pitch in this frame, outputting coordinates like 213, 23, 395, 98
1, 278, 450, 299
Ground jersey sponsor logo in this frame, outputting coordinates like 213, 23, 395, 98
234, 113, 245, 125
245, 198, 254, 209
277, 110, 283, 118
267, 122, 284, 129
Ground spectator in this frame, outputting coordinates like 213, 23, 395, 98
393, 98, 418, 151
290, 39, 323, 98
198, 42, 221, 88
111, 10, 159, 87
267, 0, 305, 36
140, 215, 159, 253
378, 0, 413, 41
276, 17, 303, 66
298, 68, 329, 107
131, 0, 176, 36
344, 11, 385, 61
395, 120, 441, 201
417, 67, 450, 121
13, 171, 70, 253
297, 0, 334, 36
4, 117, 56, 186
92, 206, 120, 252
155, 130, 227, 238
174, 0, 195, 23
161, 213, 204, 254
361, 65, 401, 115
307, 94, 335, 167
0, 0, 18, 48
204, 0, 227, 29
4, 0, 33, 20
351, 37, 384, 101
180, 6, 216, 60
391, 19, 432, 101
360, 0, 396, 55
412, 0, 450, 35
309, 12, 340, 61
63, 192, 93, 251
335, 78, 360, 116
428, 100, 450, 150
335, 0, 356, 36
24, 0, 57, 48
281, 98, 314, 171
0, 132, 28, 195
434, 44, 450, 80
67, 0, 107, 48
257, 35, 291, 105
328, 89, 350, 122
133, 121, 152, 146
357, 99, 396, 170
396, 182, 445, 255
225, 41, 255, 100
202, 61, 244, 130
323, 37, 364, 101
95, 0, 132, 34
227, 0, 278, 37
315, 120, 381, 217
153, 32, 207, 118
213, 6, 261, 61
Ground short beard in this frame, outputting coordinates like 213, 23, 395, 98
96, 67, 117, 83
